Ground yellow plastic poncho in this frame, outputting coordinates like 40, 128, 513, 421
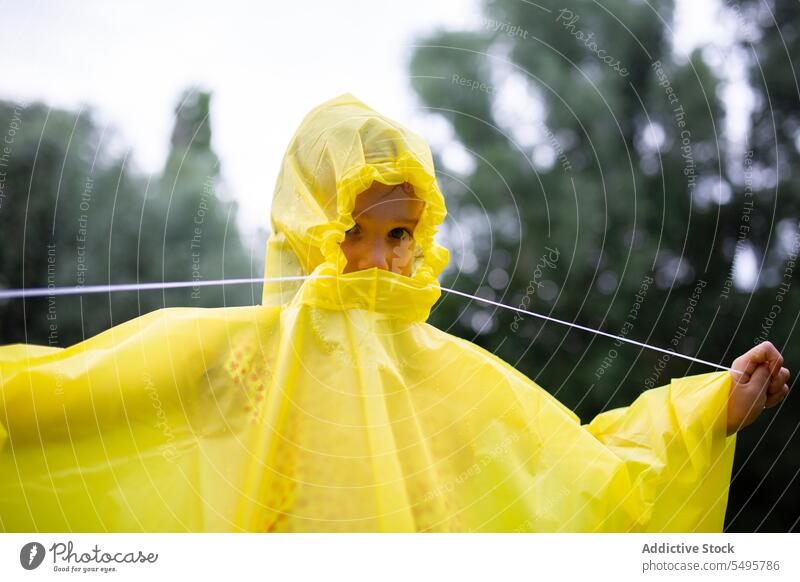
0, 93, 737, 533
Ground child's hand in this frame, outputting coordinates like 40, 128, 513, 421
727, 341, 791, 436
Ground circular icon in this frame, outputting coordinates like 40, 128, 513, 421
19, 542, 46, 570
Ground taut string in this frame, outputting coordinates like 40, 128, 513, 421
0, 274, 741, 375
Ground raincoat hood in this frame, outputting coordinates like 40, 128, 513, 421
262, 93, 449, 322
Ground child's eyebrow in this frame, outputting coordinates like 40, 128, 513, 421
349, 214, 419, 225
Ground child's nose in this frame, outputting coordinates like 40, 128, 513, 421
359, 241, 390, 271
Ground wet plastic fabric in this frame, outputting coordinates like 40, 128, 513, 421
0, 93, 737, 532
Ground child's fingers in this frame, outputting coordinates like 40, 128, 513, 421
747, 362, 772, 395
767, 367, 790, 395
765, 384, 790, 409
752, 341, 784, 375
732, 342, 784, 384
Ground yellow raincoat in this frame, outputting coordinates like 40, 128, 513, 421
0, 93, 736, 533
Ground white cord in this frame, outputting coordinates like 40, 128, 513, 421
436, 285, 736, 373
0, 274, 739, 374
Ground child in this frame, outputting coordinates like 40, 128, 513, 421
0, 93, 790, 533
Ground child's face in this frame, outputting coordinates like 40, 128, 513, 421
340, 181, 424, 276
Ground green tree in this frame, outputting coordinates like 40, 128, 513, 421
153, 88, 257, 308
0, 88, 260, 347
411, 0, 798, 530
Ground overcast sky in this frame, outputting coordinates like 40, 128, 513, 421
0, 0, 743, 235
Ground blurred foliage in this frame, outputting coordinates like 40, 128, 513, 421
412, 0, 799, 531
0, 88, 263, 347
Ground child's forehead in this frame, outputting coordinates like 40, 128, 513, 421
351, 181, 424, 221
357, 180, 414, 198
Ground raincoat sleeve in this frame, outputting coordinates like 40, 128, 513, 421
582, 370, 737, 532
0, 308, 235, 444
410, 331, 736, 533
0, 305, 275, 532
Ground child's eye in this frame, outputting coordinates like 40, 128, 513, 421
389, 227, 411, 240
345, 224, 360, 236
